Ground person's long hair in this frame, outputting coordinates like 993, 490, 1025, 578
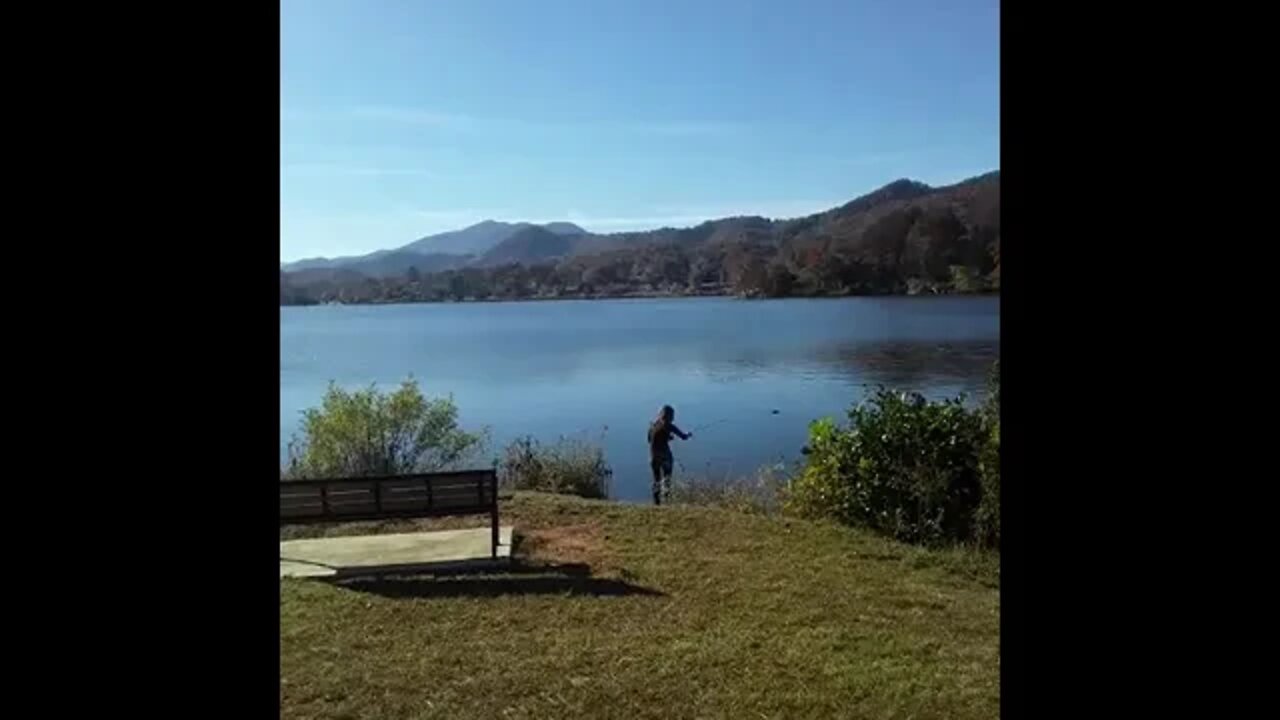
654, 404, 674, 426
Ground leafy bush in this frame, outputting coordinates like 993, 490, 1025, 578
285, 378, 485, 479
786, 386, 990, 546
498, 435, 612, 499
975, 362, 1000, 546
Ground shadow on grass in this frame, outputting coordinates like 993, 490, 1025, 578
325, 560, 665, 599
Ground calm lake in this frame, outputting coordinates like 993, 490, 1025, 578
281, 296, 1000, 502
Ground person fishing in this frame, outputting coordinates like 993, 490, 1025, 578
647, 404, 691, 505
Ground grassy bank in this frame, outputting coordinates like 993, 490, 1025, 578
281, 492, 998, 719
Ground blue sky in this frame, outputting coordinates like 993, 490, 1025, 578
281, 0, 999, 261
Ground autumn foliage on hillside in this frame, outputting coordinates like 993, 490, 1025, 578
282, 172, 999, 304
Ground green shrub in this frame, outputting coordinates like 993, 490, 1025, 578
499, 435, 612, 499
786, 387, 988, 546
284, 378, 485, 479
975, 362, 1000, 547
784, 416, 858, 521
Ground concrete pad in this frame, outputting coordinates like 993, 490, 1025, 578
280, 526, 514, 579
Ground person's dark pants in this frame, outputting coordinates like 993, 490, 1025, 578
650, 453, 673, 505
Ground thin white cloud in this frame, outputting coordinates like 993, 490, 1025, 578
410, 208, 514, 225
281, 197, 845, 262
625, 121, 743, 137
281, 210, 436, 262
281, 162, 434, 178
350, 105, 475, 128
547, 214, 716, 231
528, 199, 842, 233
347, 104, 740, 137
647, 199, 841, 221
842, 151, 920, 167
281, 206, 505, 261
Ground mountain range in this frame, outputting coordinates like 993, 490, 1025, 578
281, 170, 999, 299
281, 220, 590, 277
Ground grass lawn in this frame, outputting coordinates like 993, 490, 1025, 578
280, 492, 999, 719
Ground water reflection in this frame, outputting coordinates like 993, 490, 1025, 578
281, 297, 999, 500
815, 340, 999, 398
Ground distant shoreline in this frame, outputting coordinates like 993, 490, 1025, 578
280, 288, 999, 308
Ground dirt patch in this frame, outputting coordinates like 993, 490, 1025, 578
518, 523, 613, 571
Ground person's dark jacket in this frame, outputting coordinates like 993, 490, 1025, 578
648, 418, 688, 458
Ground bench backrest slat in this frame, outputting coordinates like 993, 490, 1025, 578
279, 469, 498, 526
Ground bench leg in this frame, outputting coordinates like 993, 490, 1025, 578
491, 506, 499, 559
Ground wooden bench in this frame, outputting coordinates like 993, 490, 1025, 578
279, 469, 501, 558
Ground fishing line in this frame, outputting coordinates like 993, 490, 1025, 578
690, 417, 731, 433
689, 408, 780, 434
